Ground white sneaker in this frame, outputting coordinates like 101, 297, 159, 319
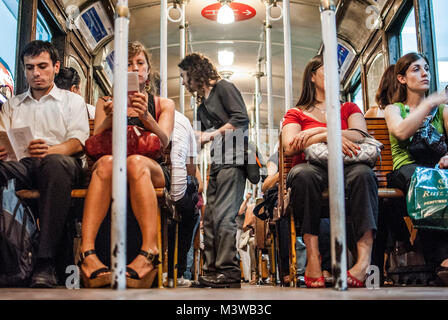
177, 277, 192, 287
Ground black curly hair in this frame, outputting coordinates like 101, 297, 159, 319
178, 53, 221, 104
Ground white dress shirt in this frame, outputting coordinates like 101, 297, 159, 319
86, 103, 96, 119
0, 85, 90, 153
170, 111, 197, 202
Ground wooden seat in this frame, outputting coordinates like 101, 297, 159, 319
278, 117, 404, 286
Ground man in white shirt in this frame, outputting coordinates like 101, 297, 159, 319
168, 110, 198, 287
0, 41, 89, 288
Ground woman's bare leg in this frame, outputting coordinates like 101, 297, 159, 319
126, 155, 165, 278
80, 156, 113, 277
303, 233, 322, 279
349, 230, 374, 281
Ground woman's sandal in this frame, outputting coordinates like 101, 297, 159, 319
78, 250, 112, 288
304, 275, 325, 288
126, 250, 160, 289
347, 271, 366, 288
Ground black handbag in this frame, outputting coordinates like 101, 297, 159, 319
408, 107, 447, 166
0, 179, 39, 287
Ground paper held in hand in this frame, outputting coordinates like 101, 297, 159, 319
0, 127, 34, 161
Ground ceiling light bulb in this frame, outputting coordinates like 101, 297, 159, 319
218, 51, 234, 66
217, 3, 235, 24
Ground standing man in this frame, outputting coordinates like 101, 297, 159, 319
0, 40, 89, 287
168, 110, 198, 287
179, 53, 249, 288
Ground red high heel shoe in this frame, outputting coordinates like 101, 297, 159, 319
304, 275, 325, 288
347, 271, 365, 288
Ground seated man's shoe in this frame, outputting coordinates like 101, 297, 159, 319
30, 264, 58, 288
198, 273, 241, 288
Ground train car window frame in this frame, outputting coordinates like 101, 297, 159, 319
386, 0, 414, 64
399, 7, 418, 56
431, 0, 448, 90
366, 52, 385, 110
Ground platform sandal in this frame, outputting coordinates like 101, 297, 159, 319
78, 250, 112, 288
126, 250, 160, 289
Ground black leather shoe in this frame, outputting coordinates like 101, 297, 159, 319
30, 264, 58, 288
198, 273, 241, 288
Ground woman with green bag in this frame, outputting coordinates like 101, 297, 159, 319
384, 52, 448, 285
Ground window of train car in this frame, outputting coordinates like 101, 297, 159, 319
366, 52, 385, 109
0, 0, 18, 79
36, 10, 52, 42
400, 8, 418, 56
432, 0, 448, 89
348, 66, 364, 112
0, 0, 51, 81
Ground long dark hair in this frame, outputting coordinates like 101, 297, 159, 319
178, 53, 221, 104
393, 52, 429, 103
376, 65, 397, 109
54, 67, 80, 90
295, 55, 323, 111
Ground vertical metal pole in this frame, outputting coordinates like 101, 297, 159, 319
254, 71, 261, 153
14, 0, 37, 95
179, 2, 186, 113
254, 66, 263, 199
265, 2, 274, 155
160, 0, 168, 98
111, 0, 129, 290
282, 0, 293, 114
320, 0, 347, 291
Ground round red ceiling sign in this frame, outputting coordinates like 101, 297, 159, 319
201, 2, 256, 22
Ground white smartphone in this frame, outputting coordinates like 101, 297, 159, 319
128, 72, 139, 95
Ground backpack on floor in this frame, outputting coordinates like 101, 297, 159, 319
0, 179, 39, 287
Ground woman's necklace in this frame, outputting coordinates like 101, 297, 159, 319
314, 105, 326, 114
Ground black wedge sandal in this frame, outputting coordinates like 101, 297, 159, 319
78, 250, 112, 288
126, 250, 160, 289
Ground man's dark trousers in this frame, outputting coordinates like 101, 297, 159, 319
202, 166, 246, 280
0, 154, 84, 261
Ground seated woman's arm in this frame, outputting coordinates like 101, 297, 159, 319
138, 96, 175, 149
439, 105, 448, 169
385, 92, 448, 141
261, 160, 279, 193
283, 123, 327, 156
93, 97, 113, 135
262, 172, 279, 193
342, 112, 368, 142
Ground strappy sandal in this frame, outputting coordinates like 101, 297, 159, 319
78, 250, 111, 288
126, 250, 160, 289
304, 275, 325, 288
347, 271, 366, 288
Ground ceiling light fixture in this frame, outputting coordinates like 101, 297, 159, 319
218, 50, 234, 66
217, 0, 235, 24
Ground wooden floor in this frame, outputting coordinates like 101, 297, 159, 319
1, 283, 447, 300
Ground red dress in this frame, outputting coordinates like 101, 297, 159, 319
282, 102, 362, 166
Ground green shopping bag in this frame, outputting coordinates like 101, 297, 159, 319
406, 165, 448, 230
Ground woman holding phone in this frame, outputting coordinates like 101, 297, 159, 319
78, 41, 175, 288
